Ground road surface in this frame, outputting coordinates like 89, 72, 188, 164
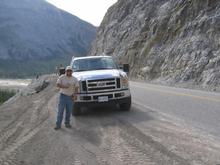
130, 81, 220, 139
0, 75, 220, 165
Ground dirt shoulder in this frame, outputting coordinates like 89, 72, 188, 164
0, 75, 219, 165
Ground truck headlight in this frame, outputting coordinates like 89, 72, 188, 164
121, 77, 129, 89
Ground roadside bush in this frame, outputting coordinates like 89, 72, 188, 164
0, 89, 16, 104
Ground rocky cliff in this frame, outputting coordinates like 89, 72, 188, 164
0, 0, 96, 77
90, 0, 220, 89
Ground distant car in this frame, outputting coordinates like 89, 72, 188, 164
70, 55, 132, 115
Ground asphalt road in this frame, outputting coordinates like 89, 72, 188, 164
130, 81, 220, 139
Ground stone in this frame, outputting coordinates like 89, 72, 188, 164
90, 0, 220, 89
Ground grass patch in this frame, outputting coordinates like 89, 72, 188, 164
0, 89, 16, 104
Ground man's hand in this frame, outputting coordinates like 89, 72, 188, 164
72, 94, 77, 101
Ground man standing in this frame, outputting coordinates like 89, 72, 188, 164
54, 66, 78, 130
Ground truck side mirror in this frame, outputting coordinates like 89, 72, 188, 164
123, 64, 129, 73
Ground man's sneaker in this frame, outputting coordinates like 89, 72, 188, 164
65, 124, 72, 128
54, 126, 61, 130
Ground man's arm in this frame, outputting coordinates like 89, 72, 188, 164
56, 76, 70, 89
72, 84, 79, 101
57, 83, 69, 89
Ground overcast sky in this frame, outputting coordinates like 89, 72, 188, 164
46, 0, 117, 26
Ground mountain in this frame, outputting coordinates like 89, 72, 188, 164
90, 0, 220, 89
0, 0, 96, 77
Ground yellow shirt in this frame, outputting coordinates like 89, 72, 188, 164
56, 75, 78, 96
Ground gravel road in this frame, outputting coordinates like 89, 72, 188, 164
0, 75, 220, 165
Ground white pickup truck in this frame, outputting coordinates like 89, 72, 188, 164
70, 55, 132, 115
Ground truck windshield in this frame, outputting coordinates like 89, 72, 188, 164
72, 57, 118, 72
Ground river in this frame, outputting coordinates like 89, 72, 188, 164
0, 79, 31, 90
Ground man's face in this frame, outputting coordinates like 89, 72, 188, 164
66, 70, 72, 77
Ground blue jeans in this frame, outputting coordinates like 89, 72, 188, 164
56, 93, 73, 127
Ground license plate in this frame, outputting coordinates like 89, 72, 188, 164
98, 96, 109, 102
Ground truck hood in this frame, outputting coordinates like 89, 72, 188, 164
72, 69, 127, 81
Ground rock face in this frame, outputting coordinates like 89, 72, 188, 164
0, 0, 96, 77
90, 0, 220, 88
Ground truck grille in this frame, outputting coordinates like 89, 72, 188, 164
86, 78, 119, 92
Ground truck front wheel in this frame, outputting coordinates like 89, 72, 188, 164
119, 98, 131, 111
72, 104, 81, 116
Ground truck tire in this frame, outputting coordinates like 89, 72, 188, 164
119, 98, 131, 111
72, 104, 81, 116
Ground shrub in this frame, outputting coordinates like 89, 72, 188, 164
0, 89, 16, 104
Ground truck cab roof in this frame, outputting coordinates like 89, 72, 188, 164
72, 55, 111, 61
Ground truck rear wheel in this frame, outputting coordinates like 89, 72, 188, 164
119, 98, 131, 111
72, 104, 81, 116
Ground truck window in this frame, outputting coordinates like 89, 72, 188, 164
72, 57, 118, 72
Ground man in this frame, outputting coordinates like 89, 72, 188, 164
54, 66, 78, 130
